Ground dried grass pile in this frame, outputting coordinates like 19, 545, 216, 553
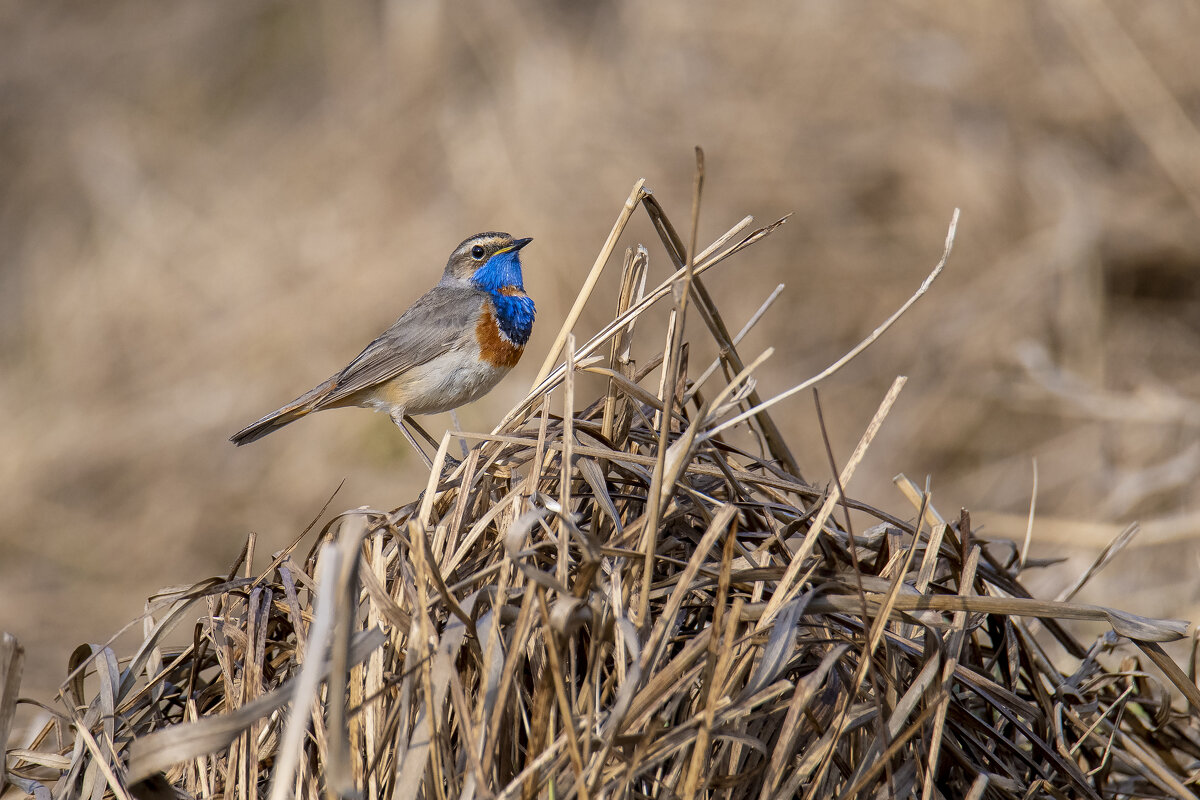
4, 169, 1199, 800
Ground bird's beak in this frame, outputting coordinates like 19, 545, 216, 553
492, 237, 532, 256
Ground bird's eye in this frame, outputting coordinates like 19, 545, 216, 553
470, 245, 486, 260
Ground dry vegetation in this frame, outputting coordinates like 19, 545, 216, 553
3, 0, 1200, 791
4, 183, 1199, 799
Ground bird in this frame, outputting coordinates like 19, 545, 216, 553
230, 232, 535, 466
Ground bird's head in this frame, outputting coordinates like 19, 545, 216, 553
442, 232, 533, 293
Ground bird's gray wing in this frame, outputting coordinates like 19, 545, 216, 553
316, 284, 485, 408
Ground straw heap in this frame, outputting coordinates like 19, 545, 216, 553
4, 171, 1198, 800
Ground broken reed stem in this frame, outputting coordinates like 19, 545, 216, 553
533, 178, 648, 388
642, 191, 804, 479
638, 150, 705, 629
601, 246, 647, 449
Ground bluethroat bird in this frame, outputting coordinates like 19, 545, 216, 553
230, 232, 535, 466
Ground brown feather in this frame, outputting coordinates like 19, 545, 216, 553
476, 305, 524, 368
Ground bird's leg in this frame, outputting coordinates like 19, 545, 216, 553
404, 415, 441, 450
390, 411, 434, 469
409, 414, 463, 470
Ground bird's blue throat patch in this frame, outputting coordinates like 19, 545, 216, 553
489, 292, 535, 346
473, 250, 535, 346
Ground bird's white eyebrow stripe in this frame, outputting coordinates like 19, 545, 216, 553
461, 236, 510, 255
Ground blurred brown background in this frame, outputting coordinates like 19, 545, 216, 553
2, 1, 1200, 701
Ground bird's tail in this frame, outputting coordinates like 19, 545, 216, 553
229, 380, 334, 446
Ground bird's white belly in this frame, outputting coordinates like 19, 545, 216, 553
361, 347, 511, 416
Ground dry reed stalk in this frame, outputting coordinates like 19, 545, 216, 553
3, 173, 1198, 800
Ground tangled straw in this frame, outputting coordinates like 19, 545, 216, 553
5, 170, 1196, 800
